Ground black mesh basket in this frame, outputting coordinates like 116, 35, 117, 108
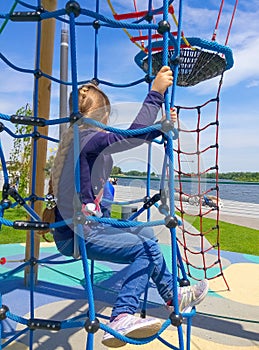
142, 48, 227, 87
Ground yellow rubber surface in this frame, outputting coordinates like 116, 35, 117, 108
209, 263, 259, 306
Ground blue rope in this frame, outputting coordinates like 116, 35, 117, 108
0, 141, 9, 184
80, 8, 158, 30
0, 52, 34, 74
81, 118, 161, 135
4, 308, 182, 349
0, 51, 148, 86
0, 113, 10, 121
0, 14, 8, 20
0, 261, 30, 281
0, 328, 29, 349
187, 37, 234, 70
100, 318, 171, 346
40, 9, 66, 20
0, 217, 13, 226
133, 0, 175, 24
93, 0, 100, 79
110, 198, 144, 205
38, 5, 158, 32
1, 128, 34, 139
78, 227, 96, 321
0, 2, 214, 350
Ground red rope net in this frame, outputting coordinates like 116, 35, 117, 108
174, 94, 229, 289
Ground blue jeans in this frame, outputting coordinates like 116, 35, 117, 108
54, 224, 174, 318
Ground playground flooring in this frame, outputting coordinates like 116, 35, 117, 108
0, 190, 259, 349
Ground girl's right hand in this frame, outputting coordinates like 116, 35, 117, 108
82, 203, 103, 218
151, 66, 173, 95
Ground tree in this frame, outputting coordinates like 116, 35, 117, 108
44, 154, 55, 177
111, 166, 122, 175
9, 104, 33, 196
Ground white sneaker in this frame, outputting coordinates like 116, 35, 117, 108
167, 279, 209, 313
102, 313, 161, 348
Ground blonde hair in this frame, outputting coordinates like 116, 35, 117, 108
52, 84, 110, 196
41, 84, 110, 230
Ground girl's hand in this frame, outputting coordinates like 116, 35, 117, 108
82, 202, 103, 218
151, 66, 173, 95
160, 107, 177, 123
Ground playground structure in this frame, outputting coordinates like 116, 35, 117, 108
0, 1, 238, 349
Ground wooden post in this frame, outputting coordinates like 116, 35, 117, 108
24, 0, 57, 285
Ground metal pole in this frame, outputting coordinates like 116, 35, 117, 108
59, 18, 69, 138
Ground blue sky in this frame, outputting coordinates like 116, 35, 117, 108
0, 0, 258, 173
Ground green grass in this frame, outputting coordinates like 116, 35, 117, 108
0, 206, 53, 244
0, 206, 27, 243
182, 214, 259, 256
1, 207, 258, 256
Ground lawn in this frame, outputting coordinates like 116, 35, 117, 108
0, 206, 53, 244
0, 206, 258, 256
182, 214, 259, 256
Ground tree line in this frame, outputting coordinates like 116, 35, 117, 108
111, 166, 156, 177
112, 167, 259, 182
206, 172, 259, 182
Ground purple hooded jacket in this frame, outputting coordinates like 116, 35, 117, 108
54, 90, 164, 240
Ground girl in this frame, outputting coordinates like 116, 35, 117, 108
44, 66, 208, 348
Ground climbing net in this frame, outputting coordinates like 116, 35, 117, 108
0, 1, 237, 349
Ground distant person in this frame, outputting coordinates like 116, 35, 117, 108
111, 177, 118, 185
203, 195, 223, 208
42, 66, 208, 348
101, 178, 115, 217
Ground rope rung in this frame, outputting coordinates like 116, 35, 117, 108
11, 115, 46, 127
13, 221, 50, 231
28, 318, 61, 331
10, 11, 41, 22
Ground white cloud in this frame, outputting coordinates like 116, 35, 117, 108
222, 39, 259, 88
246, 80, 259, 88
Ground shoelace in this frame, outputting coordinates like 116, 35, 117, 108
179, 286, 196, 310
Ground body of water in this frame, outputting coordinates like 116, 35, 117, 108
216, 182, 259, 204
1, 174, 258, 204
116, 177, 259, 204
